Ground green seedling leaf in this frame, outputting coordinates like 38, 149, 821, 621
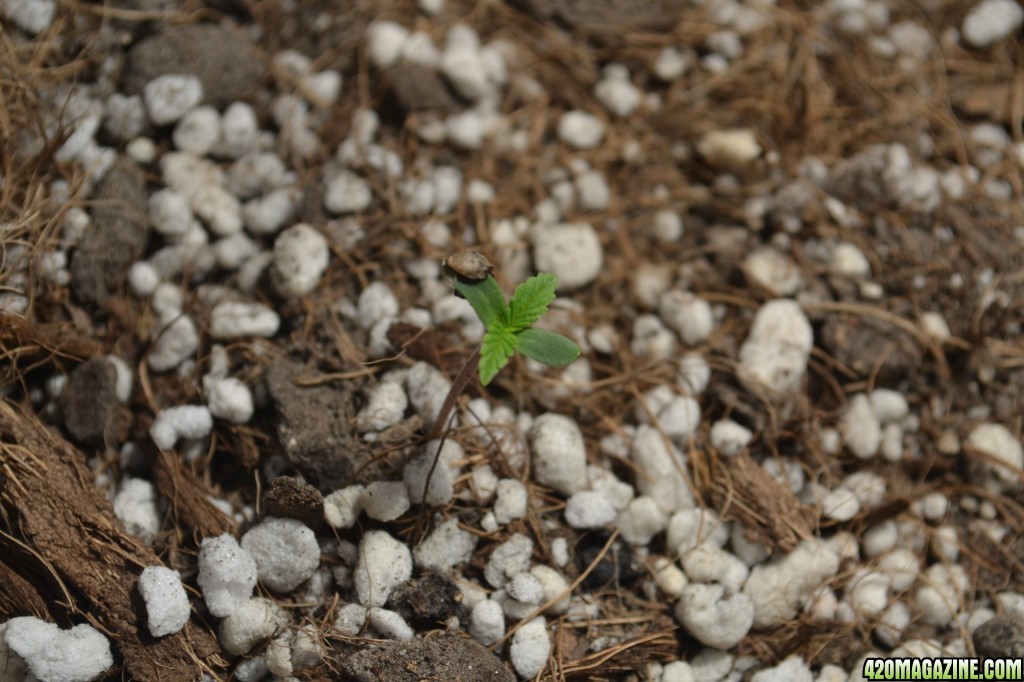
507, 273, 558, 332
454, 275, 508, 330
479, 326, 518, 385
515, 327, 581, 368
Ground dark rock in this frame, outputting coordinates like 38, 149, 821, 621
819, 315, 922, 382
61, 358, 120, 443
575, 529, 642, 590
384, 64, 460, 113
263, 476, 324, 530
511, 0, 685, 35
386, 574, 462, 629
124, 24, 265, 109
264, 358, 374, 491
341, 634, 514, 682
70, 158, 148, 307
973, 616, 1024, 659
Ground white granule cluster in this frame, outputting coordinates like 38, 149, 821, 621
737, 299, 813, 395
532, 222, 604, 291
557, 111, 605, 149
203, 376, 254, 424
484, 533, 533, 588
324, 485, 364, 529
150, 405, 213, 451
675, 582, 754, 649
743, 539, 840, 627
528, 413, 588, 496
209, 301, 281, 339
241, 517, 321, 593
3, 618, 113, 682
197, 534, 258, 617
564, 490, 617, 529
414, 517, 477, 572
113, 477, 162, 540
966, 422, 1024, 491
360, 481, 411, 522
219, 597, 281, 655
404, 438, 463, 506
143, 74, 204, 126
961, 0, 1024, 49
138, 566, 190, 637
353, 530, 412, 606
631, 424, 694, 514
356, 381, 408, 432
271, 223, 330, 298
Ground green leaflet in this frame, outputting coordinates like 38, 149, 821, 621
449, 268, 581, 385
454, 275, 508, 330
515, 327, 581, 367
479, 326, 518, 385
507, 273, 558, 332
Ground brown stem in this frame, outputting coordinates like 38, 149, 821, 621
422, 347, 481, 505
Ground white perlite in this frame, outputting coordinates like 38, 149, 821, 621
353, 530, 413, 607
324, 171, 373, 214
148, 188, 192, 237
3, 617, 112, 682
738, 299, 813, 395
616, 496, 669, 546
743, 539, 840, 627
368, 607, 414, 641
631, 424, 694, 514
470, 599, 505, 645
143, 74, 204, 126
1, 0, 56, 34
510, 617, 550, 679
484, 533, 534, 588
659, 290, 714, 345
113, 477, 161, 540
494, 478, 528, 523
414, 517, 477, 572
675, 583, 755, 649
841, 393, 882, 459
557, 111, 605, 149
241, 517, 321, 593
173, 106, 220, 156
272, 223, 330, 298
697, 128, 762, 169
829, 242, 871, 279
197, 534, 258, 618
404, 438, 463, 505
356, 382, 408, 432
210, 301, 281, 339
681, 543, 749, 591
532, 222, 603, 290
710, 419, 753, 457
138, 566, 190, 637
360, 481, 411, 522
148, 314, 199, 372
204, 377, 254, 424
961, 0, 1024, 49
366, 20, 409, 68
529, 413, 588, 496
333, 603, 368, 637
751, 656, 813, 682
967, 422, 1024, 491
323, 485, 364, 529
150, 405, 213, 451
219, 597, 280, 655
564, 490, 617, 529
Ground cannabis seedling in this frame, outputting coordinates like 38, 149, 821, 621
420, 251, 581, 504
447, 252, 581, 387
